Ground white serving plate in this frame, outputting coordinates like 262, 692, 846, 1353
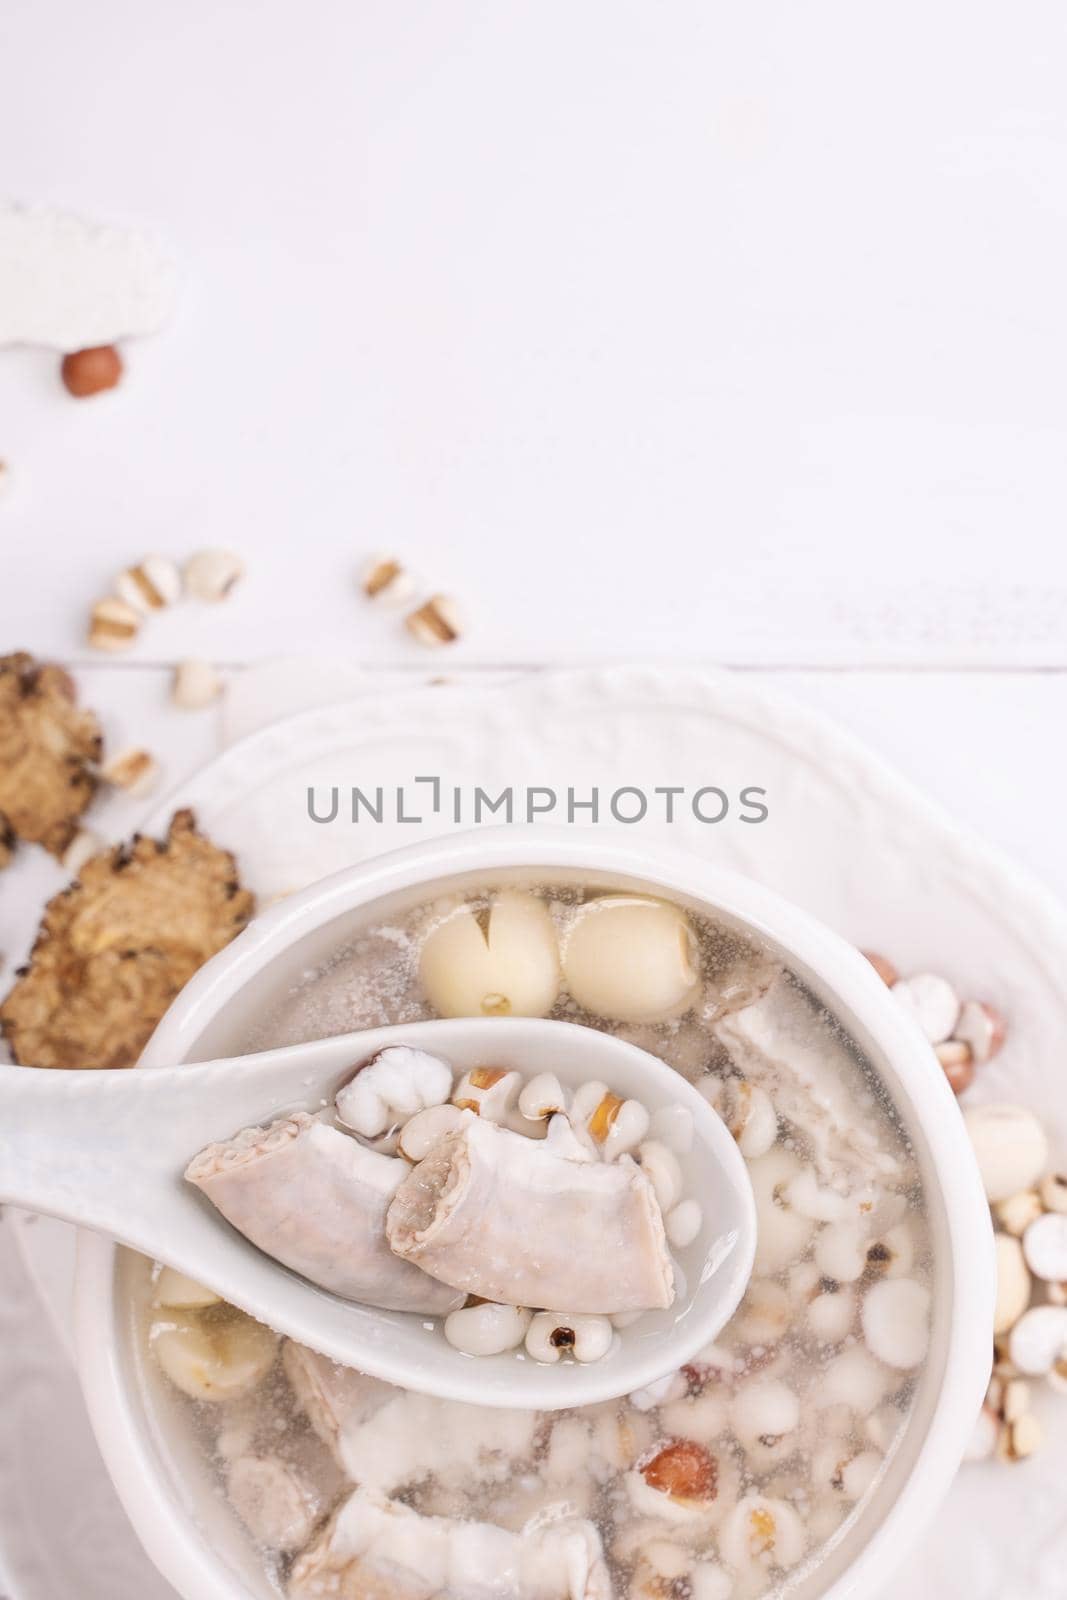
6, 664, 1067, 1600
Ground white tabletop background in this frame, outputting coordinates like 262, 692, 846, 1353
3, 0, 1067, 854
1, 1, 1067, 1594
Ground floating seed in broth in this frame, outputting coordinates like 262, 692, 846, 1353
136, 880, 932, 1599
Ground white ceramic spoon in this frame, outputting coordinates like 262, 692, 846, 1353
0, 1017, 754, 1410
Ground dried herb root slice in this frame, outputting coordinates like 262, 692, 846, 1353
0, 809, 254, 1069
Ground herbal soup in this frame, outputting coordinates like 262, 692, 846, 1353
136, 883, 932, 1600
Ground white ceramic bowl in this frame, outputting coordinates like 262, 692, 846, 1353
73, 828, 994, 1600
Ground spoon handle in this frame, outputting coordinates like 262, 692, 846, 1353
0, 1036, 360, 1253
0, 1062, 191, 1242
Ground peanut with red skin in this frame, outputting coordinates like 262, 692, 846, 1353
61, 345, 123, 397
639, 1439, 718, 1502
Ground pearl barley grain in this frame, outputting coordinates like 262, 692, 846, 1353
666, 1200, 703, 1249
638, 1141, 684, 1214
517, 1073, 568, 1122
116, 555, 182, 613
451, 1067, 522, 1124
862, 1279, 931, 1369
818, 1349, 891, 1417
525, 1312, 614, 1364
117, 560, 182, 614
185, 549, 245, 602
815, 1222, 868, 1284
443, 1302, 531, 1357
88, 597, 140, 651
720, 1497, 806, 1570
807, 1289, 856, 1344
173, 659, 223, 710
406, 595, 461, 646
590, 1096, 650, 1161
731, 1380, 800, 1448
361, 555, 415, 606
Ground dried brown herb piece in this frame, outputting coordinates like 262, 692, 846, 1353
0, 652, 102, 863
0, 809, 254, 1069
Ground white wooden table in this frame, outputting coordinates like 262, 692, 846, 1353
3, 0, 1067, 889
2, 3, 1067, 1594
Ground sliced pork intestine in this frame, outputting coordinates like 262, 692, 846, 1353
343, 1392, 535, 1496
283, 1342, 537, 1493
225, 1453, 325, 1554
185, 1113, 463, 1315
386, 1118, 674, 1315
287, 1488, 612, 1600
713, 975, 904, 1185
281, 1342, 396, 1458
482, 1475, 598, 1532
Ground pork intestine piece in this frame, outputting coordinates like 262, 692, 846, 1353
283, 1345, 538, 1494
225, 1453, 324, 1554
287, 1487, 612, 1600
281, 1342, 396, 1459
340, 1390, 538, 1496
386, 1118, 673, 1315
713, 975, 904, 1183
186, 1114, 463, 1315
